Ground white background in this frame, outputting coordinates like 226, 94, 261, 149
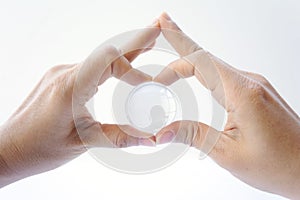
0, 0, 299, 199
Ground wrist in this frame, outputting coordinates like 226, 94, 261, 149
281, 129, 300, 199
0, 124, 23, 188
0, 151, 17, 188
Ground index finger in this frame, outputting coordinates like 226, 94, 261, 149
121, 20, 161, 62
74, 21, 161, 104
155, 13, 231, 106
159, 12, 202, 57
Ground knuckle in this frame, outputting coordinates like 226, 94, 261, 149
98, 45, 121, 70
246, 81, 266, 97
192, 123, 206, 148
102, 45, 119, 58
247, 82, 265, 96
42, 66, 76, 99
45, 64, 70, 77
249, 82, 266, 96
256, 74, 269, 86
245, 71, 270, 86
188, 43, 202, 54
243, 80, 270, 106
45, 66, 59, 78
115, 133, 129, 148
170, 59, 193, 78
54, 72, 75, 92
111, 58, 129, 78
181, 121, 198, 146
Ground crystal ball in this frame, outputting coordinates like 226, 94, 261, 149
126, 82, 179, 134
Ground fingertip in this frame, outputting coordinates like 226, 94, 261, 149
144, 73, 153, 83
138, 137, 156, 147
156, 123, 175, 144
158, 12, 181, 31
156, 130, 175, 144
159, 12, 171, 21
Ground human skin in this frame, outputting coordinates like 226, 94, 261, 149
155, 13, 300, 199
0, 21, 160, 188
0, 13, 299, 199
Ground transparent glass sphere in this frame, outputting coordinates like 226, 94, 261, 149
126, 82, 179, 134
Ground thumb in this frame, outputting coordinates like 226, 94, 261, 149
76, 117, 156, 148
156, 120, 225, 159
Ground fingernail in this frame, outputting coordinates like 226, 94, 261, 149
139, 138, 156, 146
161, 12, 171, 20
158, 131, 175, 144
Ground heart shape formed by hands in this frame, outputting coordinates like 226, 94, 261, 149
72, 13, 225, 157
3, 12, 299, 197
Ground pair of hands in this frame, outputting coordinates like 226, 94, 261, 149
0, 13, 299, 199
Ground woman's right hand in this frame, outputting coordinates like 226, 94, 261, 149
154, 13, 300, 199
0, 20, 160, 188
